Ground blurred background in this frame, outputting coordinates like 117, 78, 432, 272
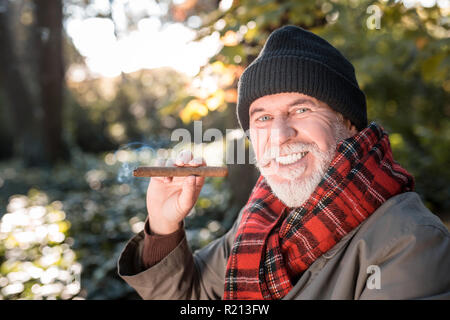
0, 0, 448, 300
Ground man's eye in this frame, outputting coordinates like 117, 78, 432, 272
258, 115, 272, 122
295, 108, 309, 114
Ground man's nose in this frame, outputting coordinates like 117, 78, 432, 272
271, 118, 296, 145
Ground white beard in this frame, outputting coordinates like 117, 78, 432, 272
254, 120, 351, 208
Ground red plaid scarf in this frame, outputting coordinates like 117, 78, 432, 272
223, 122, 414, 300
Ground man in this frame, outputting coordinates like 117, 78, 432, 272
117, 26, 450, 299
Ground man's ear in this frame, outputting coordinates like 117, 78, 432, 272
346, 119, 358, 136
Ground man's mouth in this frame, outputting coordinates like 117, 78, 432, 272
275, 151, 309, 165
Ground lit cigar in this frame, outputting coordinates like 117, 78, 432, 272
133, 166, 228, 177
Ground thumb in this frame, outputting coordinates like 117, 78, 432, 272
177, 176, 198, 214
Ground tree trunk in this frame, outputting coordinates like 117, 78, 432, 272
0, 0, 47, 166
35, 0, 69, 163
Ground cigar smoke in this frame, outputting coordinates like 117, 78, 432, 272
115, 142, 162, 184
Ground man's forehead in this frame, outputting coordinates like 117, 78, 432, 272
249, 93, 324, 113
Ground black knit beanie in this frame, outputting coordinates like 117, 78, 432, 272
236, 25, 367, 132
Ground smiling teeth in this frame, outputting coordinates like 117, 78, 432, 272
276, 152, 308, 165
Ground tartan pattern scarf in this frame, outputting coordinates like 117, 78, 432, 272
223, 122, 415, 300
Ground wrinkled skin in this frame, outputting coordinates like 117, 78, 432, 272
249, 92, 357, 185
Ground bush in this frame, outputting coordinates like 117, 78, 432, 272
0, 146, 232, 299
0, 190, 81, 299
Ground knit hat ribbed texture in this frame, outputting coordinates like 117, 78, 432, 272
237, 25, 367, 132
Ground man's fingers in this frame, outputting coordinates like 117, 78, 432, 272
163, 158, 175, 183
190, 157, 206, 188
195, 176, 205, 191
175, 150, 193, 166
151, 154, 206, 186
188, 157, 205, 167
177, 175, 197, 212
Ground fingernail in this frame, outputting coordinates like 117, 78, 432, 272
181, 150, 192, 163
190, 157, 203, 166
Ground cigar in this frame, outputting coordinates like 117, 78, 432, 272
133, 166, 228, 177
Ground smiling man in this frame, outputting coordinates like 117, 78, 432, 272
249, 93, 356, 208
118, 26, 450, 300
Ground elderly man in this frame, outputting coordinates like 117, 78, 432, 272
118, 26, 450, 299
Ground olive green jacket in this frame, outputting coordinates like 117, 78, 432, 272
117, 192, 450, 299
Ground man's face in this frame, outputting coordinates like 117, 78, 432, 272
249, 92, 357, 207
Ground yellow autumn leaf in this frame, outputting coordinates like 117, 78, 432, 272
211, 61, 225, 73
179, 99, 208, 124
224, 88, 238, 103
221, 30, 239, 46
58, 221, 71, 234
206, 90, 225, 111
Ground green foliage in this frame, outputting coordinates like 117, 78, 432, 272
0, 190, 81, 299
66, 68, 190, 153
0, 148, 232, 299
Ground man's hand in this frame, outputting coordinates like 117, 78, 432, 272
146, 150, 206, 235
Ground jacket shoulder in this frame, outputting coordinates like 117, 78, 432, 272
352, 192, 450, 299
359, 192, 449, 243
